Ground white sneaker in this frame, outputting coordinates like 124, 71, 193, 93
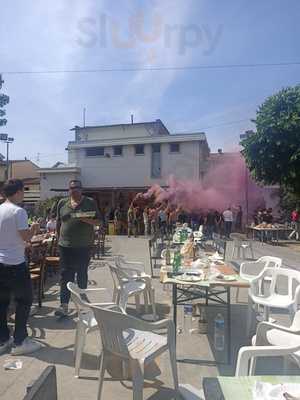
0, 338, 13, 355
11, 338, 43, 356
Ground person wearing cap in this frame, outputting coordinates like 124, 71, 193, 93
55, 180, 101, 317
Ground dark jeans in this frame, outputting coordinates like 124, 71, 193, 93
225, 221, 232, 238
159, 221, 167, 235
0, 262, 33, 345
206, 225, 215, 239
59, 246, 91, 305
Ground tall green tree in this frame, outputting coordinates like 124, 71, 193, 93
241, 85, 300, 195
0, 74, 9, 127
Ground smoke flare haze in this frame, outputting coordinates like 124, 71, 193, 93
140, 154, 265, 213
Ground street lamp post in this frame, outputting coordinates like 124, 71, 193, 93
240, 130, 254, 227
5, 137, 14, 180
0, 134, 14, 180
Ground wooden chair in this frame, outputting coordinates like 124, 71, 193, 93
45, 236, 60, 274
28, 243, 48, 307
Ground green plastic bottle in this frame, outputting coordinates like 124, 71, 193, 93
173, 247, 182, 273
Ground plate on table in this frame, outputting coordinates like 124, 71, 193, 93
214, 260, 225, 265
183, 268, 202, 275
177, 273, 202, 282
215, 274, 236, 281
209, 254, 223, 261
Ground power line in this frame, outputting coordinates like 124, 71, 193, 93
1, 61, 300, 76
199, 118, 253, 130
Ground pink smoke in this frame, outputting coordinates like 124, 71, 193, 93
142, 154, 265, 213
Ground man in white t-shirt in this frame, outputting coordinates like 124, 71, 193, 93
0, 179, 42, 356
223, 207, 233, 238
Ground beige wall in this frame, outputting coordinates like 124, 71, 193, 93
10, 161, 39, 180
0, 164, 6, 182
0, 161, 40, 183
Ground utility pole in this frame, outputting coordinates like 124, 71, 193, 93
83, 107, 86, 127
239, 130, 255, 226
5, 137, 14, 180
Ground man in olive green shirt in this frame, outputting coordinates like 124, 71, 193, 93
55, 180, 101, 317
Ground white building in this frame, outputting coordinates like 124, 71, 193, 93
39, 119, 210, 206
39, 162, 81, 200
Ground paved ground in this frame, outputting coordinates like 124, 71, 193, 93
0, 236, 299, 400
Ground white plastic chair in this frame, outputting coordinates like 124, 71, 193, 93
114, 256, 157, 320
240, 256, 282, 283
108, 263, 152, 315
247, 267, 300, 336
67, 282, 117, 378
230, 233, 254, 260
193, 226, 203, 242
90, 304, 179, 400
236, 311, 300, 376
236, 256, 282, 302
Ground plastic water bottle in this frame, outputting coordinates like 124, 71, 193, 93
184, 305, 193, 333
214, 313, 225, 351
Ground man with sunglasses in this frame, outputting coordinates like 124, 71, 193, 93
55, 180, 101, 317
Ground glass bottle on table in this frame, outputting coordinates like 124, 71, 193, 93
172, 246, 181, 274
202, 259, 211, 281
165, 242, 171, 266
179, 230, 183, 243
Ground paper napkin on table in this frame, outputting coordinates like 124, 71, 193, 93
253, 381, 300, 399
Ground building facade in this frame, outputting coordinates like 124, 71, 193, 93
39, 119, 210, 207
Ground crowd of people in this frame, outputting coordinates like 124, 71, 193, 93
111, 202, 243, 239
252, 207, 274, 226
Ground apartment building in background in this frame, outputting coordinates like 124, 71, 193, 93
39, 119, 210, 207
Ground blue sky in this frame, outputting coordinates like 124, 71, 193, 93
1, 0, 299, 166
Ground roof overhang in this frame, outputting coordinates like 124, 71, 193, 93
67, 133, 207, 149
38, 167, 81, 174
